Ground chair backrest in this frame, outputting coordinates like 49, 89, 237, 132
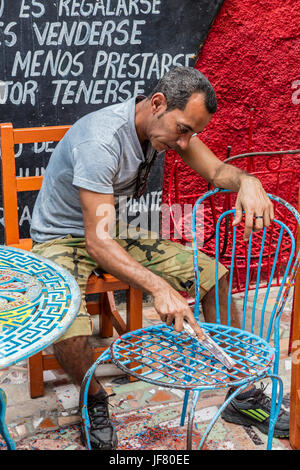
166, 151, 300, 293
192, 188, 300, 345
225, 149, 300, 177
0, 123, 70, 247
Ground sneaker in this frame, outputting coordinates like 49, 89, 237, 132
221, 383, 289, 438
80, 391, 118, 450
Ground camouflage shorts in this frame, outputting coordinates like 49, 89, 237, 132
31, 234, 228, 342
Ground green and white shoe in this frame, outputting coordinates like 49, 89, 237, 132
221, 383, 289, 438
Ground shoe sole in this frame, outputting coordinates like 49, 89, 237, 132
80, 427, 118, 450
221, 411, 289, 439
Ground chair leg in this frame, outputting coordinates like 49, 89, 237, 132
28, 352, 44, 398
197, 382, 249, 450
180, 390, 190, 426
100, 293, 114, 338
186, 390, 200, 450
126, 287, 143, 331
0, 388, 16, 450
125, 287, 143, 382
267, 375, 283, 450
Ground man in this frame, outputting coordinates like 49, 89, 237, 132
30, 67, 288, 449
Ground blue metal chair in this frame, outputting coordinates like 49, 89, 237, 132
80, 189, 300, 450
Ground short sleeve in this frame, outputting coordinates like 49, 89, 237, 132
72, 140, 119, 194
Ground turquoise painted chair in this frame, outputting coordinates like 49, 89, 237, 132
80, 189, 300, 450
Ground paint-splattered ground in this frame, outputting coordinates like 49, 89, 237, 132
0, 289, 295, 451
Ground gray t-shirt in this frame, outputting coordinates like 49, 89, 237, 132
30, 97, 156, 243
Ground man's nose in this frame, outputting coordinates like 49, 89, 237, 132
176, 134, 191, 151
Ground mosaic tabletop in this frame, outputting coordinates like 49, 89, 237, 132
0, 245, 81, 369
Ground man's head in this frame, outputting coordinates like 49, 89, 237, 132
148, 66, 217, 114
143, 67, 217, 153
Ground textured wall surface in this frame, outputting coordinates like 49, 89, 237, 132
162, 0, 300, 208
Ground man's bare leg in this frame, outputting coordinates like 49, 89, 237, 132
53, 336, 102, 396
201, 274, 240, 328
54, 336, 118, 449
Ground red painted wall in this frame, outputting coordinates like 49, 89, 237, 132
162, 0, 300, 210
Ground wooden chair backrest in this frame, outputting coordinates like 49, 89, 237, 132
0, 122, 71, 247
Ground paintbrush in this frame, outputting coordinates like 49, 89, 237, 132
182, 321, 236, 371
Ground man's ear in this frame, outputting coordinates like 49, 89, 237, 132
150, 92, 167, 116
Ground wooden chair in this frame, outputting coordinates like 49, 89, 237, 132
289, 185, 300, 450
0, 122, 143, 398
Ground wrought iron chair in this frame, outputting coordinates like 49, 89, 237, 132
166, 151, 300, 291
166, 151, 300, 349
80, 189, 300, 450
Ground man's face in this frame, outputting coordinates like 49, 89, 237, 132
147, 92, 212, 153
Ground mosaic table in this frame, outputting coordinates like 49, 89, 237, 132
0, 245, 81, 449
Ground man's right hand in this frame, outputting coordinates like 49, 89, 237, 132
79, 188, 203, 340
152, 284, 205, 340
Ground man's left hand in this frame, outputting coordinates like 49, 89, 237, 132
232, 176, 274, 241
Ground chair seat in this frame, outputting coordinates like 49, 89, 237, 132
109, 323, 275, 390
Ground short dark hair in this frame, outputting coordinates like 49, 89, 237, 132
148, 66, 217, 114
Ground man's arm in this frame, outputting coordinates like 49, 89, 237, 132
79, 188, 204, 338
179, 136, 274, 241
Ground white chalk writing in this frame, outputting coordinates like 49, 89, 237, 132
0, 0, 197, 240
0, 1, 196, 107
0, 80, 38, 105
17, 167, 46, 176
127, 190, 162, 213
32, 20, 146, 46
19, 0, 45, 18
0, 21, 17, 46
0, 205, 32, 227
58, 0, 161, 17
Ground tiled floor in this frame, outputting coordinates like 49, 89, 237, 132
0, 288, 296, 451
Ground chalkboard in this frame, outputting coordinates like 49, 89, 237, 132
0, 0, 225, 242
